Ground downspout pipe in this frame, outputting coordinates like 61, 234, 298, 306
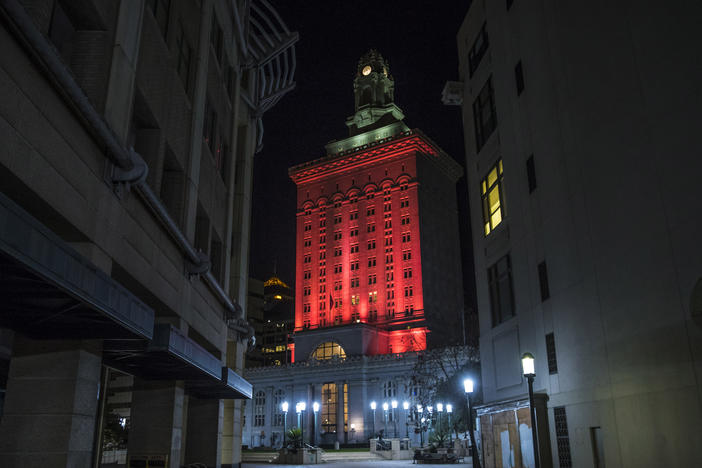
1, 0, 247, 328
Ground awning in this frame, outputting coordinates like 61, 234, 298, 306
0, 192, 154, 340
104, 324, 251, 399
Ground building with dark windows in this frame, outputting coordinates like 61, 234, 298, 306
0, 1, 296, 467
246, 275, 295, 368
445, 1, 702, 467
243, 50, 472, 449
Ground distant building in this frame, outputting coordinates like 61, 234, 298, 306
243, 50, 470, 448
0, 1, 297, 467
246, 276, 295, 368
448, 1, 702, 467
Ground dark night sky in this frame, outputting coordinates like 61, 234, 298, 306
249, 0, 475, 305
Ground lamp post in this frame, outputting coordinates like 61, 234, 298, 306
382, 402, 389, 437
282, 401, 289, 448
312, 402, 319, 447
370, 401, 377, 440
446, 404, 453, 446
522, 352, 540, 468
427, 405, 433, 432
464, 378, 481, 468
437, 402, 443, 434
403, 401, 410, 438
296, 401, 306, 448
417, 405, 424, 447
391, 400, 398, 438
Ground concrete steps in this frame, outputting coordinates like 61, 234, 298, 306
322, 450, 385, 462
241, 451, 279, 463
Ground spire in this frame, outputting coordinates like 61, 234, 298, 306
345, 49, 405, 136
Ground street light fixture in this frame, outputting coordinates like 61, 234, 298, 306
437, 403, 443, 434
522, 352, 540, 468
403, 401, 410, 438
463, 378, 481, 468
370, 401, 377, 439
312, 402, 320, 447
391, 400, 398, 438
282, 401, 289, 448
382, 402, 389, 437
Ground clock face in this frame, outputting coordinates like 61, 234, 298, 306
362, 65, 372, 76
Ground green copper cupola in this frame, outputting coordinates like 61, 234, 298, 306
346, 49, 406, 136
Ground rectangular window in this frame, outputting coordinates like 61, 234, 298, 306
538, 261, 550, 301
402, 233, 411, 243
368, 257, 376, 267
350, 244, 359, 253
554, 407, 573, 467
350, 211, 358, 220
481, 159, 504, 235
473, 77, 497, 151
546, 332, 558, 374
526, 155, 537, 193
468, 22, 489, 77
367, 223, 376, 232
488, 254, 514, 326
147, 0, 171, 38
367, 240, 376, 250
343, 383, 348, 432
367, 207, 375, 216
175, 22, 192, 94
322, 383, 337, 433
515, 60, 525, 95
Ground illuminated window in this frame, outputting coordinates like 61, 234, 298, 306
351, 294, 360, 305
311, 342, 346, 361
368, 291, 378, 303
322, 382, 337, 433
481, 159, 504, 235
488, 254, 514, 326
343, 383, 349, 432
473, 77, 497, 151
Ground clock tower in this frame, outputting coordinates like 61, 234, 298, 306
346, 49, 406, 136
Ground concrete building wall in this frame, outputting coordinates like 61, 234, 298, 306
0, 0, 297, 466
455, 1, 702, 467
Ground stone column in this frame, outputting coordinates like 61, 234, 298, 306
127, 379, 185, 468
0, 337, 102, 468
184, 397, 223, 468
336, 380, 345, 444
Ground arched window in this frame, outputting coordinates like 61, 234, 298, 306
254, 390, 266, 426
310, 341, 346, 361
273, 389, 285, 426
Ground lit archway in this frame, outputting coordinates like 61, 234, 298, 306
310, 341, 346, 361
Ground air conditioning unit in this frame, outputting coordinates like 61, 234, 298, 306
442, 81, 464, 106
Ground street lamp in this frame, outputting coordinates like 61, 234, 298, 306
463, 378, 481, 468
417, 405, 424, 447
522, 352, 540, 468
312, 402, 320, 447
403, 401, 410, 438
446, 404, 453, 446
296, 401, 306, 448
382, 402, 389, 437
282, 401, 289, 448
370, 401, 377, 439
391, 400, 398, 438
437, 402, 443, 434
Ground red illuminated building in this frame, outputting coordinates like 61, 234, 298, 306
288, 50, 464, 361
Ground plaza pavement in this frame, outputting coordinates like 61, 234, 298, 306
243, 461, 473, 468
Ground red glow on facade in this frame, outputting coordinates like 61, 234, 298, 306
289, 130, 439, 355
